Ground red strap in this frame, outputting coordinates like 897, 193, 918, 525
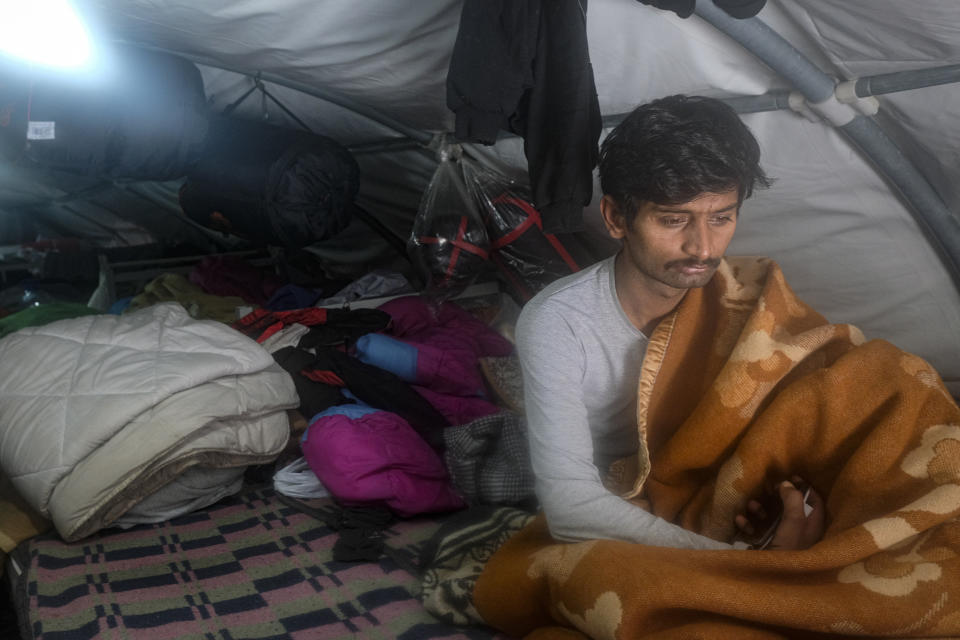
490, 195, 581, 273
416, 233, 489, 261
544, 232, 581, 273
416, 216, 490, 285
234, 307, 329, 343
302, 370, 346, 386
257, 321, 285, 343
445, 216, 468, 280
490, 196, 542, 249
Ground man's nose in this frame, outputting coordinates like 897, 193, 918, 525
682, 221, 712, 260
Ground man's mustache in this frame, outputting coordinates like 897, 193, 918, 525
665, 257, 722, 270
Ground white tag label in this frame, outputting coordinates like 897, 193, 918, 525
27, 121, 55, 140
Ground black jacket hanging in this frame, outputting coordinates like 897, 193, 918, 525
446, 0, 601, 234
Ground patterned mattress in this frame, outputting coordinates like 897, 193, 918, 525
4, 485, 509, 640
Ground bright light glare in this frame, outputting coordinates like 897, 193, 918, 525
0, 0, 92, 69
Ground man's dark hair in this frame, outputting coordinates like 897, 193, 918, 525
599, 94, 771, 223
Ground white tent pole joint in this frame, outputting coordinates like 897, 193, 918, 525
806, 91, 859, 127
834, 81, 880, 116
786, 92, 819, 123
789, 88, 877, 128
693, 0, 960, 291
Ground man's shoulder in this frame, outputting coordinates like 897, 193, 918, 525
526, 256, 613, 309
517, 257, 613, 337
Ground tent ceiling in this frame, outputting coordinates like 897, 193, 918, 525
1, 0, 958, 392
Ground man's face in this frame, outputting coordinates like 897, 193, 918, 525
602, 189, 740, 292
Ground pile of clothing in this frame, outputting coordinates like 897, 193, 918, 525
0, 254, 532, 552
246, 295, 517, 517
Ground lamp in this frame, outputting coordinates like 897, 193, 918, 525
0, 0, 92, 69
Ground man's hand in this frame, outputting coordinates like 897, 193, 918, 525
734, 476, 826, 550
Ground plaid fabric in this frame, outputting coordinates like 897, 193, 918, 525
443, 412, 535, 508
13, 485, 509, 640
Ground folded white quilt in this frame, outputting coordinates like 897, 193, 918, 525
0, 303, 298, 541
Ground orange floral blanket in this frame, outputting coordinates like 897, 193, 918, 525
474, 257, 960, 639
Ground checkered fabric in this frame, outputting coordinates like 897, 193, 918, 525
13, 486, 509, 640
443, 412, 536, 507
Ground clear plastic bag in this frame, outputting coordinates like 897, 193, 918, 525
408, 144, 490, 301
462, 160, 585, 302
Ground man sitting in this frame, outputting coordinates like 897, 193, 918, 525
516, 94, 823, 550
421, 94, 960, 639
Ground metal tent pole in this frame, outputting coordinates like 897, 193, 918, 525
352, 63, 960, 155
853, 64, 960, 99
693, 0, 960, 292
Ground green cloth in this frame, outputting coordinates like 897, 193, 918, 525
0, 303, 100, 338
126, 273, 248, 324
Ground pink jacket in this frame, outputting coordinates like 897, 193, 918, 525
301, 402, 465, 517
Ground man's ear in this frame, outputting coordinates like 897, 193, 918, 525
600, 195, 628, 240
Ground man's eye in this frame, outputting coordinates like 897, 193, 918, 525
660, 217, 686, 227
711, 215, 734, 225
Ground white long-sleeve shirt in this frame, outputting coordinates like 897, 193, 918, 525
516, 256, 732, 550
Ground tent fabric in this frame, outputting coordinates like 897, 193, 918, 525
0, 1, 957, 394
636, 0, 768, 20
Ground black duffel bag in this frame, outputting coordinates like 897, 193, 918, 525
0, 46, 208, 180
179, 117, 359, 248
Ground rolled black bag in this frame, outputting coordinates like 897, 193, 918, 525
461, 160, 593, 303
0, 46, 208, 180
179, 117, 359, 247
